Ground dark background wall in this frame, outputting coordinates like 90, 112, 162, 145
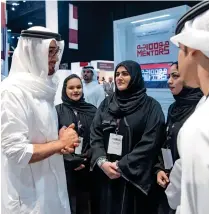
58, 1, 198, 67
7, 1, 198, 68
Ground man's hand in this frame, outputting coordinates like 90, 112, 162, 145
29, 124, 79, 163
59, 124, 79, 154
157, 170, 169, 188
101, 162, 121, 179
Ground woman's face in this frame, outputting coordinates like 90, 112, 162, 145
115, 66, 131, 91
167, 64, 183, 95
66, 78, 83, 101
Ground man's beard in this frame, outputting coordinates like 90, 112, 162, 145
84, 76, 92, 83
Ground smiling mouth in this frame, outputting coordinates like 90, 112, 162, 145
117, 82, 124, 85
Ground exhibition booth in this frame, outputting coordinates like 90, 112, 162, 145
71, 60, 114, 82
113, 5, 190, 88
90, 60, 114, 83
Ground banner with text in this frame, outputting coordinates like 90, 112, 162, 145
134, 19, 178, 64
141, 63, 172, 88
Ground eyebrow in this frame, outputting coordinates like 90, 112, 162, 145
170, 71, 179, 75
116, 70, 128, 73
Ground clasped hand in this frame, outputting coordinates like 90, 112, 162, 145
101, 161, 121, 179
59, 123, 79, 154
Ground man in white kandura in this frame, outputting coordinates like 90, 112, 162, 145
1, 26, 79, 214
165, 2, 209, 214
81, 66, 106, 107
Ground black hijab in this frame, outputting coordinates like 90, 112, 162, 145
108, 60, 147, 117
61, 74, 96, 117
168, 86, 203, 123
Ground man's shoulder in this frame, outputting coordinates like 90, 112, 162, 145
1, 85, 29, 113
1, 85, 25, 100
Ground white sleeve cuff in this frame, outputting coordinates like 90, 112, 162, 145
18, 144, 34, 167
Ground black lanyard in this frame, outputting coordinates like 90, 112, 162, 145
115, 119, 120, 135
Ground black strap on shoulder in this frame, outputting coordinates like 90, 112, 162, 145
21, 30, 62, 41
176, 1, 209, 34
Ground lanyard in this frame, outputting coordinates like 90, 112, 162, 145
78, 120, 82, 131
115, 119, 120, 135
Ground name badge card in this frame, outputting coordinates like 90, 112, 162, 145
107, 133, 123, 156
75, 137, 83, 155
161, 148, 173, 170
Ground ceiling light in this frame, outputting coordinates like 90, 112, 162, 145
131, 14, 170, 24
12, 36, 15, 39
12, 3, 19, 6
23, 0, 26, 2
28, 22, 33, 25
7, 29, 11, 32
11, 7, 15, 11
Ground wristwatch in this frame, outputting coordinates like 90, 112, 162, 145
97, 157, 108, 168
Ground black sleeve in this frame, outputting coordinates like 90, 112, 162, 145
153, 104, 173, 174
153, 148, 165, 175
118, 101, 166, 183
90, 100, 107, 168
55, 104, 62, 131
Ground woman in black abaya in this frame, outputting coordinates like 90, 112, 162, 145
56, 74, 97, 214
90, 60, 165, 214
155, 62, 203, 214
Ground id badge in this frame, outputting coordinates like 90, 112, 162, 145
107, 133, 123, 156
161, 148, 173, 170
75, 137, 83, 155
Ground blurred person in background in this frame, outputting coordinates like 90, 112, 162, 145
103, 76, 115, 97
81, 66, 105, 108
90, 60, 165, 214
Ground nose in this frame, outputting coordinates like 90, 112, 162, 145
50, 54, 58, 63
167, 77, 173, 85
83, 71, 89, 75
55, 54, 59, 62
117, 73, 123, 79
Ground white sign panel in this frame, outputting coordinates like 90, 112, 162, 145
133, 19, 178, 64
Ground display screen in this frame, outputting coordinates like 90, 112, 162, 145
141, 63, 171, 82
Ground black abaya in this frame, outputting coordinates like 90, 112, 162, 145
90, 61, 165, 214
56, 74, 97, 214
155, 87, 203, 214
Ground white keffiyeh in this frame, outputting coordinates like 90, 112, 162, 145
170, 9, 209, 58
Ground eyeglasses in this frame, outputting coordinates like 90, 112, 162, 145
48, 47, 61, 58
